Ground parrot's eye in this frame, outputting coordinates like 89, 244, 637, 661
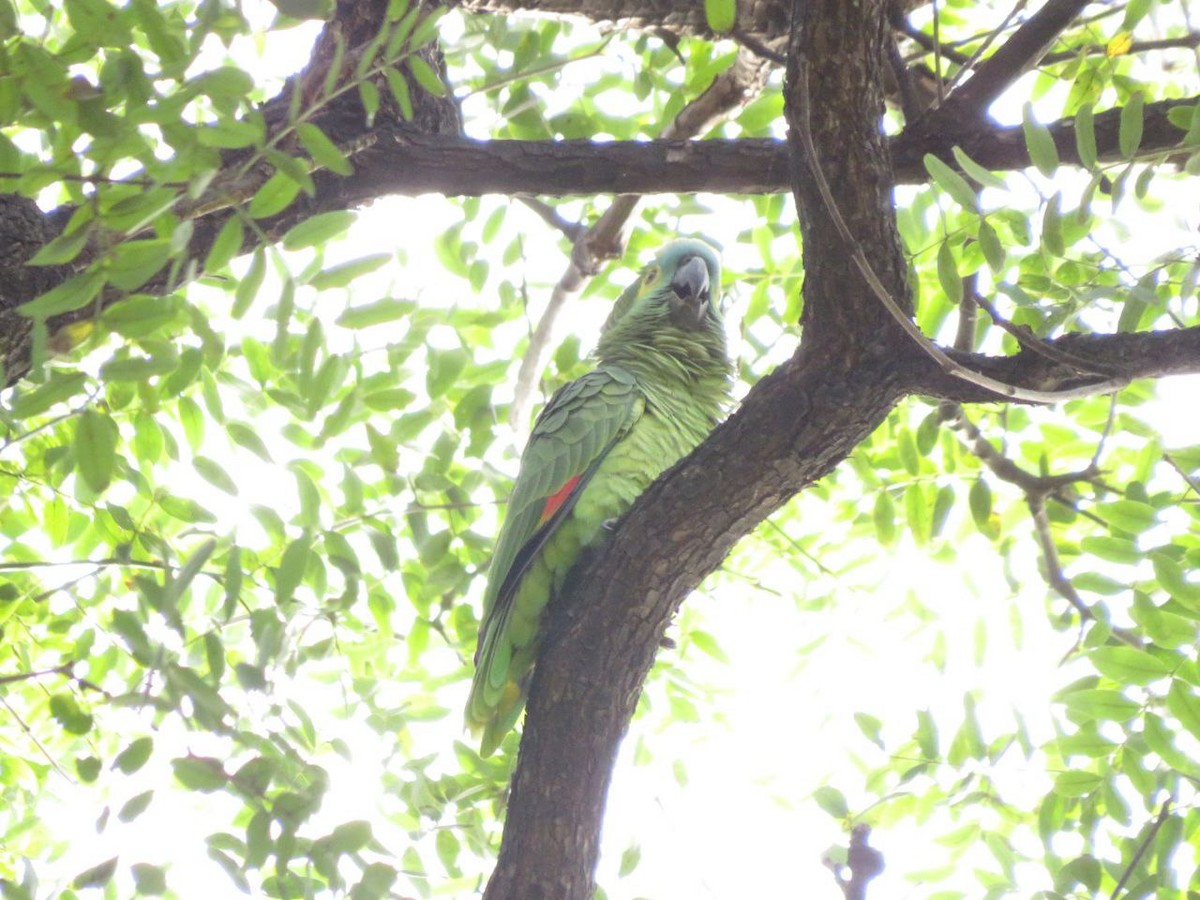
643, 266, 661, 286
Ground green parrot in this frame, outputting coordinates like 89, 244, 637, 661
466, 238, 733, 756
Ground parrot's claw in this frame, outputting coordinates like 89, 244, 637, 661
601, 518, 620, 533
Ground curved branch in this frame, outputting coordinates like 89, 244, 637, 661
904, 325, 1200, 403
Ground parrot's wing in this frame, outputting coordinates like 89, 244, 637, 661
469, 365, 642, 733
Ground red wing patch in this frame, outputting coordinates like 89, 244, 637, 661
539, 475, 582, 526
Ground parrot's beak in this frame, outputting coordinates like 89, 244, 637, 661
669, 256, 711, 328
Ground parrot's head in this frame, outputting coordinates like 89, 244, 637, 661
599, 238, 724, 344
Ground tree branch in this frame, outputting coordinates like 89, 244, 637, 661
904, 326, 1200, 403
940, 0, 1091, 115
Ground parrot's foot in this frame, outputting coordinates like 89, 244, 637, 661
600, 518, 620, 532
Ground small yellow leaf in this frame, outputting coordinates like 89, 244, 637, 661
1106, 31, 1133, 58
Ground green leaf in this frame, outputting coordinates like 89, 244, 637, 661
50, 693, 93, 735
205, 217, 245, 273
27, 221, 92, 266
76, 756, 102, 782
118, 790, 154, 822
1098, 499, 1157, 535
426, 346, 469, 399
248, 171, 302, 219
359, 80, 380, 125
924, 153, 979, 211
1075, 102, 1098, 170
74, 410, 119, 493
72, 857, 118, 889
812, 785, 849, 819
131, 863, 168, 895
282, 210, 356, 250
224, 546, 243, 616
1022, 102, 1059, 177
385, 68, 413, 120
950, 146, 1007, 189
407, 55, 447, 98
194, 456, 239, 495
1041, 192, 1064, 257
1089, 646, 1170, 685
936, 240, 962, 305
309, 254, 392, 290
618, 844, 641, 878
18, 269, 105, 318
159, 494, 218, 524
108, 239, 172, 291
195, 117, 264, 149
1080, 535, 1140, 565
1119, 92, 1145, 158
873, 490, 896, 545
1166, 680, 1200, 741
916, 709, 939, 759
1151, 554, 1200, 609
328, 820, 372, 854
296, 123, 353, 177
275, 534, 313, 604
1053, 770, 1102, 797
1058, 688, 1139, 722
8, 371, 89, 419
102, 294, 184, 339
172, 756, 228, 791
168, 538, 218, 606
977, 218, 1006, 272
228, 421, 273, 461
336, 297, 414, 328
703, 0, 735, 32
233, 248, 266, 319
114, 736, 154, 774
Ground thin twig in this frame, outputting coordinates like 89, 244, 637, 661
795, 69, 1126, 405
0, 557, 174, 572
517, 198, 586, 242
943, 1, 1028, 97
764, 519, 837, 577
1163, 452, 1200, 498
1029, 494, 1141, 646
1042, 33, 1200, 65
1089, 394, 1118, 471
973, 293, 1126, 376
886, 35, 925, 122
0, 663, 76, 686
732, 29, 787, 66
932, 0, 944, 106
1, 385, 103, 456
946, 407, 1140, 646
1111, 798, 1172, 899
0, 695, 72, 781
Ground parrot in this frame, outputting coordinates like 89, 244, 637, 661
466, 238, 733, 756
